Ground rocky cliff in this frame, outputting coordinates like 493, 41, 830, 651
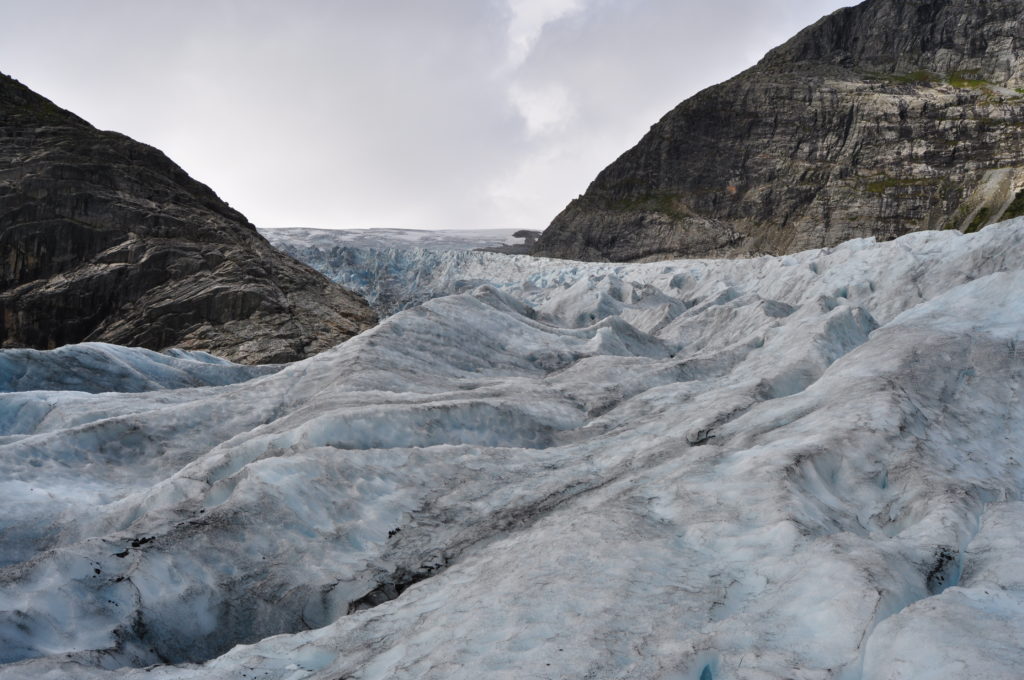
533, 0, 1024, 262
0, 72, 375, 363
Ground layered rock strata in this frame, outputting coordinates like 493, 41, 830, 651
534, 0, 1024, 261
0, 72, 375, 363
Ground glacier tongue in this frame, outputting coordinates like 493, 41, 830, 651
263, 227, 592, 317
2, 222, 1024, 679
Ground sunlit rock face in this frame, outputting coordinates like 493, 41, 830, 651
0, 72, 375, 364
1, 220, 1022, 679
534, 0, 1024, 262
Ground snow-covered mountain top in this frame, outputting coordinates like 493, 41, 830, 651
2, 221, 1023, 679
261, 227, 525, 251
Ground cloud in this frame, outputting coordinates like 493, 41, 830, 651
504, 0, 586, 68
507, 81, 576, 137
0, 0, 854, 230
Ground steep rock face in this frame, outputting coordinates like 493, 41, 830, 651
0, 73, 375, 363
534, 0, 1024, 262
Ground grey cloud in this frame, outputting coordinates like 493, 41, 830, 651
0, 0, 853, 229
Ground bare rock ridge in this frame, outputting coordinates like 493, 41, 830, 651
533, 0, 1024, 262
0, 72, 375, 363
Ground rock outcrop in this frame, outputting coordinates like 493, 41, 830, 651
533, 0, 1024, 262
0, 72, 375, 363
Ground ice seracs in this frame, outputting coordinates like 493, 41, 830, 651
1, 220, 1023, 679
262, 227, 554, 316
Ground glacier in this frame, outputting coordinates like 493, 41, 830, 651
262, 227, 553, 315
1, 221, 1023, 679
0, 343, 279, 394
259, 227, 523, 252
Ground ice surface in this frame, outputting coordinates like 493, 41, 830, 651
263, 228, 556, 315
2, 221, 1024, 679
261, 227, 523, 251
0, 343, 279, 393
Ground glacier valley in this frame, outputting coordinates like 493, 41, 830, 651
2, 222, 1023, 679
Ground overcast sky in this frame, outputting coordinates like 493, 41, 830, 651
1, 1, 853, 230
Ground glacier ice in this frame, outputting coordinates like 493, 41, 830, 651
263, 227, 569, 316
1, 221, 1023, 679
260, 227, 522, 252
0, 343, 279, 394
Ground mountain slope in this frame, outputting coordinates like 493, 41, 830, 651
0, 72, 375, 363
533, 0, 1024, 261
